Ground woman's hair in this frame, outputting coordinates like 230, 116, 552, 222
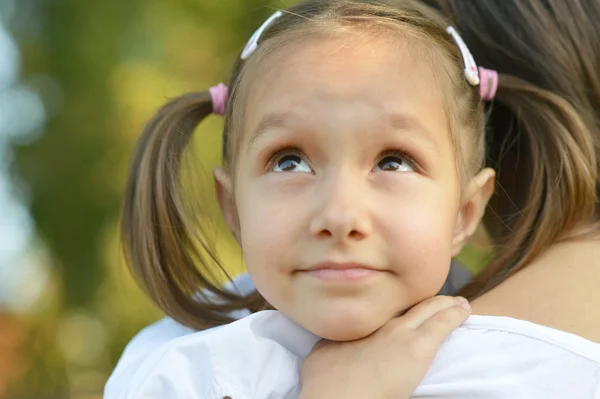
415, 0, 600, 298
120, 0, 596, 330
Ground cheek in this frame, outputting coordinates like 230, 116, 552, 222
236, 173, 312, 251
236, 181, 300, 252
234, 180, 299, 300
381, 182, 460, 294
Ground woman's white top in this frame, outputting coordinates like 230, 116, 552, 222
104, 274, 600, 398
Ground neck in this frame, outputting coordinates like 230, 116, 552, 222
556, 221, 600, 243
472, 230, 600, 342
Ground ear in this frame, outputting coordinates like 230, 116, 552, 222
213, 167, 241, 244
452, 168, 495, 256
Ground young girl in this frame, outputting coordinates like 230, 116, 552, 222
106, 0, 600, 397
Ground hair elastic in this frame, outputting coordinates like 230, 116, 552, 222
209, 83, 229, 116
478, 67, 498, 101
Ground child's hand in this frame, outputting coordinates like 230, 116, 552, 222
299, 295, 471, 399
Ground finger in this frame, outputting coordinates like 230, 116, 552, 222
400, 296, 468, 329
417, 302, 471, 343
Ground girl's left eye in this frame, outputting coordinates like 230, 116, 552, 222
373, 153, 415, 173
270, 152, 313, 173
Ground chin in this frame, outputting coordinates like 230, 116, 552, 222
305, 309, 390, 342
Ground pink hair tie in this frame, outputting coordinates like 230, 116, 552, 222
209, 83, 229, 116
478, 67, 498, 101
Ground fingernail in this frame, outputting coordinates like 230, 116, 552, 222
456, 297, 471, 311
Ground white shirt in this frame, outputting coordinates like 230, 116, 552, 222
105, 274, 600, 399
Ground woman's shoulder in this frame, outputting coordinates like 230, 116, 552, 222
104, 273, 259, 398
460, 315, 600, 362
111, 273, 256, 369
104, 310, 318, 399
414, 315, 600, 398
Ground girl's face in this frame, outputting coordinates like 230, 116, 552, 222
216, 33, 493, 341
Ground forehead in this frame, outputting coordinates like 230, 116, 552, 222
240, 29, 451, 154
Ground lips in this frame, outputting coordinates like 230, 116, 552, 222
303, 262, 380, 272
296, 262, 383, 281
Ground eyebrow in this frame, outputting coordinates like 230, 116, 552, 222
386, 113, 441, 155
248, 112, 294, 149
248, 111, 441, 154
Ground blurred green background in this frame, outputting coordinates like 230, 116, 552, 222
0, 1, 490, 397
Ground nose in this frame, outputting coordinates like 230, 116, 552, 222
309, 174, 372, 242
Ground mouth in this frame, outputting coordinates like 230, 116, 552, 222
295, 262, 384, 281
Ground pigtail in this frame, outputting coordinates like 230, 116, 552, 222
121, 92, 265, 330
460, 74, 598, 298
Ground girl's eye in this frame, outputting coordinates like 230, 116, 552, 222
373, 153, 415, 173
271, 153, 313, 173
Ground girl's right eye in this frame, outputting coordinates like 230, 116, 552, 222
270, 151, 313, 173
